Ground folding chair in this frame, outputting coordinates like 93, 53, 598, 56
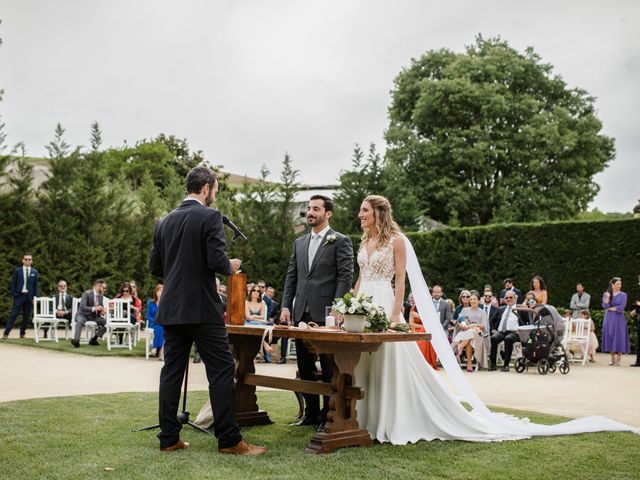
562, 318, 591, 365
105, 298, 135, 350
33, 297, 60, 343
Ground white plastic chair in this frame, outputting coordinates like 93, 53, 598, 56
33, 297, 60, 343
562, 318, 591, 365
105, 298, 134, 350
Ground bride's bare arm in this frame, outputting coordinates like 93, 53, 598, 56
354, 275, 361, 295
391, 236, 406, 320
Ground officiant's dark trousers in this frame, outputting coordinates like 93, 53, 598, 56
296, 312, 333, 419
158, 323, 242, 449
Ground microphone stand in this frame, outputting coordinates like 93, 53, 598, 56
226, 231, 242, 249
132, 354, 211, 435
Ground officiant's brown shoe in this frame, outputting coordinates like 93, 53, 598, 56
160, 439, 190, 452
219, 440, 267, 456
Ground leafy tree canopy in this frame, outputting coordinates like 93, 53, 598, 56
385, 35, 615, 226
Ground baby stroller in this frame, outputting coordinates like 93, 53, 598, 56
513, 305, 570, 375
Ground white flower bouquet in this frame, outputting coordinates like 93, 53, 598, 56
332, 292, 390, 332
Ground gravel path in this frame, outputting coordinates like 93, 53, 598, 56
1, 341, 638, 428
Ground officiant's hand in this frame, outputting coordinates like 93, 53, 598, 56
229, 258, 241, 273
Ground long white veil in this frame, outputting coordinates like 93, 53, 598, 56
402, 236, 639, 436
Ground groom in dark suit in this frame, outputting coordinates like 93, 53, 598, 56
281, 195, 354, 430
150, 166, 266, 456
3, 253, 39, 339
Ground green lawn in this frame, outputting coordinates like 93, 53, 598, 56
0, 391, 638, 480
2, 337, 149, 357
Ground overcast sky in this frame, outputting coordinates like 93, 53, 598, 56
1, 1, 638, 212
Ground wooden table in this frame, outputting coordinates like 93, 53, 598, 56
226, 325, 431, 454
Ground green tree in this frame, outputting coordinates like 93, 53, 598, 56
333, 143, 420, 234
385, 35, 615, 226
273, 153, 300, 290
154, 133, 204, 178
37, 124, 82, 293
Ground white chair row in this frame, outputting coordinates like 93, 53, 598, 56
34, 296, 140, 351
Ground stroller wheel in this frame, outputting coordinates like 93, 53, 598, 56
548, 361, 557, 374
537, 358, 549, 375
559, 361, 570, 375
514, 358, 526, 373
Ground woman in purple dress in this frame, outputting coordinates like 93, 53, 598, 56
601, 277, 630, 366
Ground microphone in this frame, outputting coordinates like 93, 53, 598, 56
222, 215, 248, 241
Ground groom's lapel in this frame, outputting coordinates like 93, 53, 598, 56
301, 233, 312, 274
308, 228, 333, 275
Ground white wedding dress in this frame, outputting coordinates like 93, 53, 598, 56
354, 236, 639, 444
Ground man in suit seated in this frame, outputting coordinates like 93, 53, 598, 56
71, 279, 108, 348
489, 291, 524, 371
55, 279, 74, 323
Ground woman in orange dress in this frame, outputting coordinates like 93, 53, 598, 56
409, 304, 438, 370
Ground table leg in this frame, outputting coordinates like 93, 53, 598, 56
305, 348, 373, 454
229, 334, 273, 427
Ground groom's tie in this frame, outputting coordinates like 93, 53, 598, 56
308, 233, 321, 268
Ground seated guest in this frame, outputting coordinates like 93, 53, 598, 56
116, 282, 140, 324
483, 285, 500, 308
244, 286, 272, 362
403, 293, 415, 322
529, 275, 548, 305
409, 305, 438, 370
452, 293, 489, 371
489, 291, 525, 371
129, 280, 143, 323
55, 279, 73, 322
245, 286, 268, 325
452, 290, 471, 326
146, 284, 164, 361
71, 279, 108, 348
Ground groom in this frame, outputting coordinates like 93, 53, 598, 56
280, 195, 353, 431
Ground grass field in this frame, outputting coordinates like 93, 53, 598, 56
0, 391, 638, 480
2, 337, 150, 357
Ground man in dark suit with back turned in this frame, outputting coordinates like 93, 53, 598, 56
281, 195, 354, 431
3, 253, 39, 339
150, 166, 266, 456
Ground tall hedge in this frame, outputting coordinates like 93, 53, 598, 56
400, 218, 640, 308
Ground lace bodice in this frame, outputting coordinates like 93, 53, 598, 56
358, 238, 396, 282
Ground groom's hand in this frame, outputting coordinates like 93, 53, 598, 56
280, 307, 291, 325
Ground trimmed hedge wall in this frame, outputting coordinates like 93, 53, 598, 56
352, 218, 640, 352
403, 218, 640, 309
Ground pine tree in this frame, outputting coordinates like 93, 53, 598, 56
37, 123, 82, 293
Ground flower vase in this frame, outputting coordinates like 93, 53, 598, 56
343, 314, 367, 333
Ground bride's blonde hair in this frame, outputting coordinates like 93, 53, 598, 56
361, 195, 402, 247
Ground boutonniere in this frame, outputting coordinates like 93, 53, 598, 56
323, 233, 337, 246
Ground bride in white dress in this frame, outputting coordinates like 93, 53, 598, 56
353, 195, 638, 444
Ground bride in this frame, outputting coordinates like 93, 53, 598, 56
353, 195, 638, 444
